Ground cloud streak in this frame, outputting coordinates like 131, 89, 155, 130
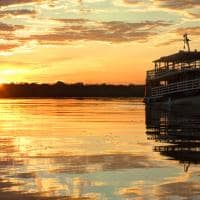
156, 38, 182, 46
26, 19, 171, 44
0, 9, 37, 18
0, 0, 53, 7
0, 44, 20, 51
154, 0, 200, 10
176, 26, 200, 36
0, 22, 24, 32
122, 0, 141, 5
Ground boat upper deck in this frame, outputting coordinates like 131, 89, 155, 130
147, 51, 200, 81
154, 51, 200, 63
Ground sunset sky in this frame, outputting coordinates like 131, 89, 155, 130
0, 0, 199, 84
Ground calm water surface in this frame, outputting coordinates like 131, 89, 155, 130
0, 98, 199, 199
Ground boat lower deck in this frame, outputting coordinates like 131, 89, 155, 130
145, 93, 200, 106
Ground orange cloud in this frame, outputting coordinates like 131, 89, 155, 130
155, 0, 200, 10
25, 19, 171, 44
0, 0, 54, 7
0, 44, 20, 51
0, 9, 37, 18
0, 22, 24, 43
176, 26, 200, 36
123, 0, 141, 4
0, 22, 24, 32
188, 12, 200, 19
156, 38, 182, 46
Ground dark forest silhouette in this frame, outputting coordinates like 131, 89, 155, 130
0, 81, 145, 98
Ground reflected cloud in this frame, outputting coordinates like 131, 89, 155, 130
15, 172, 37, 179
0, 137, 24, 166
49, 153, 161, 174
0, 99, 149, 199
1, 99, 199, 199
157, 181, 200, 199
118, 185, 142, 198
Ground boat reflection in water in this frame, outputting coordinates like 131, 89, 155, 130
146, 105, 200, 172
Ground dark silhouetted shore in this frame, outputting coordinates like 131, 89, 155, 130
0, 82, 145, 98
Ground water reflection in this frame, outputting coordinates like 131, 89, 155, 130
0, 99, 199, 199
146, 105, 200, 171
0, 135, 159, 200
0, 99, 151, 200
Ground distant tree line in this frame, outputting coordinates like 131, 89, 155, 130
0, 81, 145, 98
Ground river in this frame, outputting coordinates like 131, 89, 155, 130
0, 98, 199, 199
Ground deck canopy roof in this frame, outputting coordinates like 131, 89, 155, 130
153, 51, 200, 63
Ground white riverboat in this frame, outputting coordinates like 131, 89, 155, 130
144, 34, 200, 105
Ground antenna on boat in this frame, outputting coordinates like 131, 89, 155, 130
183, 33, 191, 52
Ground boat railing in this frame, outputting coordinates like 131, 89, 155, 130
147, 61, 200, 80
151, 78, 200, 98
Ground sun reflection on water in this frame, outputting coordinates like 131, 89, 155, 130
0, 99, 199, 199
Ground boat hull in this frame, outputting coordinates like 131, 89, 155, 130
144, 94, 200, 106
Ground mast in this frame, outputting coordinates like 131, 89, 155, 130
183, 33, 191, 52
